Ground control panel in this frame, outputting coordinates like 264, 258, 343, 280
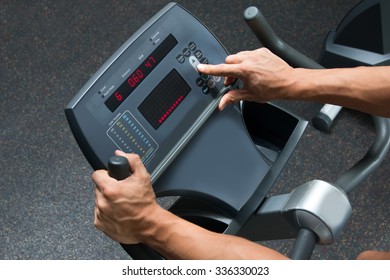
66, 3, 230, 182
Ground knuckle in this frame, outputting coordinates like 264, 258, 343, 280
139, 171, 151, 183
95, 197, 108, 212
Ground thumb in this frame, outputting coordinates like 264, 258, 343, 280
114, 150, 146, 175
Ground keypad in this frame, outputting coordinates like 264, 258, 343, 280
176, 41, 222, 94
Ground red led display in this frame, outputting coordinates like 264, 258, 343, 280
138, 69, 191, 130
105, 34, 178, 112
158, 95, 184, 124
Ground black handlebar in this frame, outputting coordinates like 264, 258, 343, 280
243, 6, 323, 69
335, 116, 390, 193
290, 228, 317, 260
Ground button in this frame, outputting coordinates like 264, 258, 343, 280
194, 50, 203, 60
189, 55, 200, 72
200, 57, 209, 64
213, 76, 222, 83
207, 79, 216, 89
202, 85, 210, 94
196, 77, 204, 87
201, 73, 209, 80
188, 42, 197, 52
183, 48, 191, 57
176, 54, 185, 64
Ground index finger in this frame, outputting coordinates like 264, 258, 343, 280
197, 63, 243, 80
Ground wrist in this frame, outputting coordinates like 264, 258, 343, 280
287, 68, 319, 100
136, 204, 176, 245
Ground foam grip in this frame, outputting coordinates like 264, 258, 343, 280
108, 156, 130, 180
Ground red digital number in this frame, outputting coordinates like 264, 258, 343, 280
128, 69, 144, 87
144, 56, 156, 68
114, 92, 123, 101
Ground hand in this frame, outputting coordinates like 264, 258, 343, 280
197, 48, 295, 110
92, 151, 159, 244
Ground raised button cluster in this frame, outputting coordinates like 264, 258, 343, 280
176, 42, 220, 94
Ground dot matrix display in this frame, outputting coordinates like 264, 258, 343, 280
138, 69, 191, 129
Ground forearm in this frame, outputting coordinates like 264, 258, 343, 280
291, 66, 390, 117
139, 206, 288, 260
198, 49, 390, 116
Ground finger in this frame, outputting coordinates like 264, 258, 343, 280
218, 89, 251, 111
225, 52, 250, 64
94, 208, 116, 238
92, 169, 115, 192
224, 76, 236, 86
94, 186, 106, 209
197, 63, 242, 79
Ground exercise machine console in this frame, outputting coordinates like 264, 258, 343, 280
66, 3, 388, 259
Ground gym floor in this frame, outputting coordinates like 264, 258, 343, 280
1, 0, 388, 260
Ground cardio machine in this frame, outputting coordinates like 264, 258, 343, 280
65, 2, 390, 259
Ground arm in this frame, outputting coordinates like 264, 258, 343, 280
93, 150, 288, 260
197, 48, 390, 117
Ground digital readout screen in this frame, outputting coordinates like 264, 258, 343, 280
105, 34, 178, 112
138, 69, 190, 130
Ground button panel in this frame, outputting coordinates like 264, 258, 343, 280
176, 41, 222, 95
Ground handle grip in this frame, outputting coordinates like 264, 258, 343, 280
107, 155, 162, 259
108, 156, 130, 180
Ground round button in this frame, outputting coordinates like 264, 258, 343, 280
202, 85, 210, 94
200, 57, 209, 64
188, 42, 197, 52
176, 54, 185, 64
201, 73, 209, 80
196, 77, 204, 87
183, 48, 191, 57
207, 79, 216, 89
213, 76, 222, 83
194, 50, 203, 60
